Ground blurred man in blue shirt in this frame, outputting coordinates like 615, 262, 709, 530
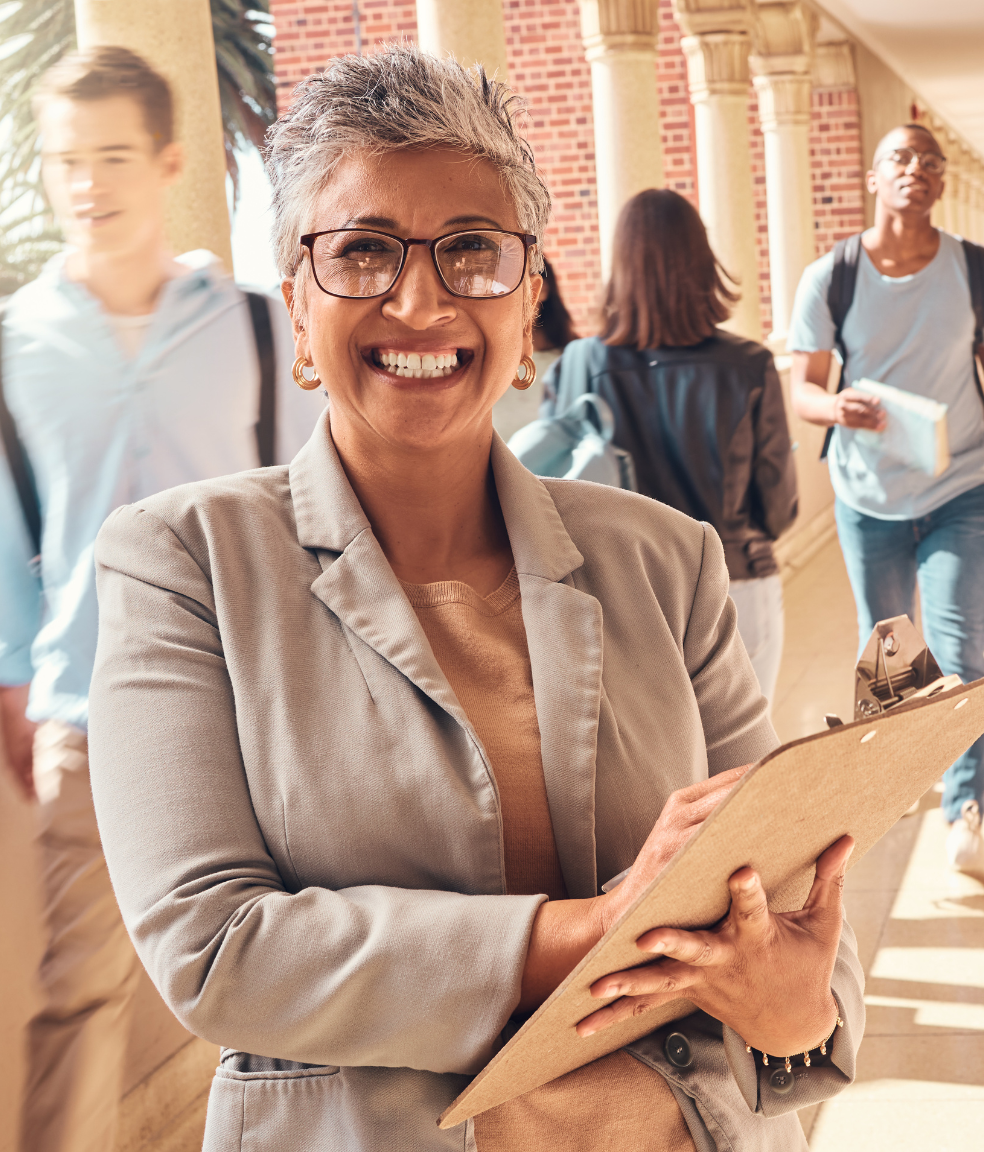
0, 48, 321, 1152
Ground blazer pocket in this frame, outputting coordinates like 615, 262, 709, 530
204, 1054, 343, 1152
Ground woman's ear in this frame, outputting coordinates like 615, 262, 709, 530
523, 273, 544, 355
282, 279, 311, 360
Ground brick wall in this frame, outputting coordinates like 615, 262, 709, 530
657, 0, 696, 206
271, 1, 418, 110
503, 1, 600, 333
810, 87, 866, 258
748, 93, 771, 336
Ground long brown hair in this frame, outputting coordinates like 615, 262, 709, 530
601, 189, 739, 350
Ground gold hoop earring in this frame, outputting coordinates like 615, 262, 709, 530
513, 355, 537, 391
292, 356, 322, 391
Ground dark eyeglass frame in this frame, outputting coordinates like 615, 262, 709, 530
299, 227, 539, 300
876, 147, 947, 175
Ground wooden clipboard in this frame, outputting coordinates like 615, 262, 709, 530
439, 675, 984, 1128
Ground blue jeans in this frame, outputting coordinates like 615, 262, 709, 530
835, 485, 984, 822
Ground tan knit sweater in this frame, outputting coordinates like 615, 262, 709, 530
401, 568, 697, 1152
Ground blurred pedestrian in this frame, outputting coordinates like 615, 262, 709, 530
544, 189, 797, 709
0, 47, 322, 1152
492, 256, 576, 441
787, 123, 984, 874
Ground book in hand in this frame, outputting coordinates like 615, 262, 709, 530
854, 378, 950, 477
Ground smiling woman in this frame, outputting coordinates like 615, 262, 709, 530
86, 44, 865, 1152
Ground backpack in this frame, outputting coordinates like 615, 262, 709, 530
0, 290, 277, 559
821, 233, 984, 458
506, 338, 637, 490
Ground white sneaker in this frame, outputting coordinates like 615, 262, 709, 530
947, 800, 984, 874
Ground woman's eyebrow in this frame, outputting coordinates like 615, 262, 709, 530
443, 215, 504, 230
336, 214, 507, 232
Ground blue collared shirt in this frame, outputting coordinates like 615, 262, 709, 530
0, 250, 324, 727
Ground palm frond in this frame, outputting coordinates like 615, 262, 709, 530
0, 0, 276, 286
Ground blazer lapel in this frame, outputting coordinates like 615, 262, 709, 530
289, 413, 466, 725
491, 438, 603, 900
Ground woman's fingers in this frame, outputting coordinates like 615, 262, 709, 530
577, 988, 687, 1037
579, 960, 699, 1036
634, 926, 721, 966
726, 866, 771, 938
801, 835, 855, 923
590, 954, 700, 999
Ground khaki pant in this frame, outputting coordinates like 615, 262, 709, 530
22, 722, 141, 1152
0, 746, 44, 1152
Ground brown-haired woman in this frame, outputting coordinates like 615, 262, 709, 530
544, 188, 798, 709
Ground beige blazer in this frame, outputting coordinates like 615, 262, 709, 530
88, 410, 863, 1152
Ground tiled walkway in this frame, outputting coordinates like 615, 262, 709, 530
774, 538, 984, 1149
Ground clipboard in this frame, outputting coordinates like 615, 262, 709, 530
440, 666, 984, 1128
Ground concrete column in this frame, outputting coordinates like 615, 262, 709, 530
74, 0, 232, 270
749, 1, 817, 347
415, 0, 509, 81
972, 159, 984, 243
955, 147, 973, 240
927, 116, 947, 231
940, 132, 961, 235
580, 0, 662, 277
673, 0, 761, 341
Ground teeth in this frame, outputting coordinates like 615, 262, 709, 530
376, 351, 462, 379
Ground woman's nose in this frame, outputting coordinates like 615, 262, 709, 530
381, 247, 456, 328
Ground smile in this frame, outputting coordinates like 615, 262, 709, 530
371, 349, 462, 379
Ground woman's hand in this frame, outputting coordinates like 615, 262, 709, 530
577, 835, 854, 1057
597, 765, 753, 933
518, 766, 751, 1016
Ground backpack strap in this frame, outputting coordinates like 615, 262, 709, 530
821, 232, 863, 459
555, 337, 597, 416
962, 239, 984, 403
245, 291, 277, 467
0, 302, 42, 558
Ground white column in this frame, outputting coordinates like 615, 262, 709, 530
74, 0, 232, 270
940, 133, 961, 236
968, 157, 984, 243
673, 0, 761, 341
927, 117, 947, 230
580, 0, 662, 277
415, 0, 509, 81
956, 147, 974, 240
749, 1, 817, 347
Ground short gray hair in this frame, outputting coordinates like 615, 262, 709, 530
265, 44, 551, 283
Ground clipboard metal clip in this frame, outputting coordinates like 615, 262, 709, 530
823, 614, 962, 729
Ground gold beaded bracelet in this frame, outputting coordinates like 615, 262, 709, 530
744, 1016, 844, 1074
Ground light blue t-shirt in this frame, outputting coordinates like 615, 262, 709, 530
787, 230, 984, 519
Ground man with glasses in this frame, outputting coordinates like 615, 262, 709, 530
787, 123, 984, 874
0, 48, 322, 1152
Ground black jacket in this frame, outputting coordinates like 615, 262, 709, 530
543, 332, 798, 580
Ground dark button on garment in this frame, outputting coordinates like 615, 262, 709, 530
664, 1032, 694, 1069
769, 1068, 795, 1095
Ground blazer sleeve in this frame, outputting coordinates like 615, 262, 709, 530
750, 356, 798, 542
88, 505, 545, 1076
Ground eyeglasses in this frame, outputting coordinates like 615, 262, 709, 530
299, 228, 538, 300
877, 148, 947, 176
